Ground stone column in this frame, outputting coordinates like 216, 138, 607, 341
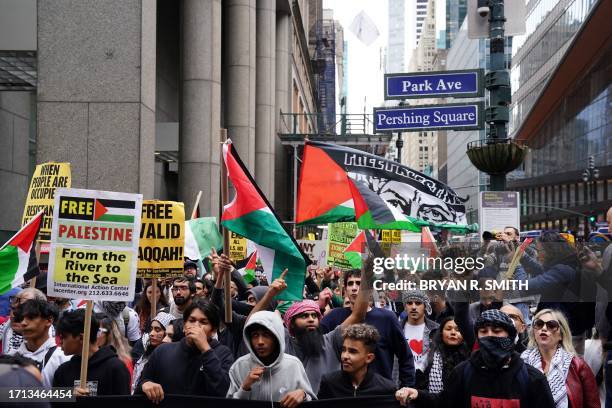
37, 0, 156, 197
223, 0, 256, 173
255, 0, 276, 200
179, 0, 222, 217
274, 9, 292, 218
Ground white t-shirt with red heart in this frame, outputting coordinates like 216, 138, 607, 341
404, 322, 427, 372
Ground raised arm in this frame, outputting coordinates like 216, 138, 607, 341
246, 269, 288, 321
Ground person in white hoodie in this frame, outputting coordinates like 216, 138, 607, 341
227, 310, 316, 407
10, 298, 69, 387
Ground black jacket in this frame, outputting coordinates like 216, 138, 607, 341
135, 337, 233, 397
52, 345, 130, 395
317, 368, 397, 399
414, 351, 555, 408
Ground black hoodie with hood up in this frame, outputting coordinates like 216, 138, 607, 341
52, 345, 130, 396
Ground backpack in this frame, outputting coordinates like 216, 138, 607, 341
36, 346, 57, 372
462, 360, 529, 401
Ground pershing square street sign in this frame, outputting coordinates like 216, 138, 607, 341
373, 102, 484, 133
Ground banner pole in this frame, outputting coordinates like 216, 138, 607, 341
79, 300, 93, 393
30, 241, 41, 288
151, 278, 157, 317
220, 129, 232, 323
190, 191, 202, 220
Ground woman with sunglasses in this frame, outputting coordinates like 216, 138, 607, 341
521, 309, 599, 408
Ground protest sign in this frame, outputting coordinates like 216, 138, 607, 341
297, 239, 327, 268
326, 222, 358, 269
21, 162, 71, 241
229, 231, 247, 262
47, 188, 142, 301
138, 200, 185, 278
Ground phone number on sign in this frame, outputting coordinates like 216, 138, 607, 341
88, 290, 129, 297
1, 388, 75, 402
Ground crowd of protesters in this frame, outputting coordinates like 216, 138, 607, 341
0, 206, 611, 408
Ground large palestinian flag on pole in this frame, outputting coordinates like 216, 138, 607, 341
297, 141, 474, 232
221, 140, 310, 301
0, 211, 43, 294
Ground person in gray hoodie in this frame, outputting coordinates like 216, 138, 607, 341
227, 310, 316, 408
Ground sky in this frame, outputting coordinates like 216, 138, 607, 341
323, 0, 447, 117
323, 0, 388, 117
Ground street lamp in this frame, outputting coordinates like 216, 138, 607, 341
582, 155, 599, 204
582, 155, 599, 230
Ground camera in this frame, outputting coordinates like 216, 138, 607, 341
477, 0, 490, 17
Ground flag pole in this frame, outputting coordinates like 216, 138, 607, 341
190, 191, 202, 220
79, 300, 93, 393
220, 129, 232, 323
29, 241, 41, 288
151, 278, 157, 317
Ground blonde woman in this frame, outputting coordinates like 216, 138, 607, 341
521, 309, 599, 408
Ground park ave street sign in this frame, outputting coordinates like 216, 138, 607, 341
373, 102, 484, 132
384, 69, 483, 99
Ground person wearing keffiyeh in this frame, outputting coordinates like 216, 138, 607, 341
521, 309, 599, 408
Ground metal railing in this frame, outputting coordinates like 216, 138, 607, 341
279, 112, 378, 136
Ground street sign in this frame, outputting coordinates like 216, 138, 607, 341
478, 191, 520, 238
373, 102, 484, 133
384, 69, 484, 99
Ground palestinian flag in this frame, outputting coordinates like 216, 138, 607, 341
184, 217, 223, 261
239, 251, 257, 283
94, 199, 135, 223
297, 141, 475, 232
421, 226, 440, 258
0, 211, 43, 294
221, 140, 310, 301
344, 231, 366, 269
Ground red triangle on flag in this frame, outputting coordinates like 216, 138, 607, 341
245, 250, 258, 270
6, 212, 43, 252
94, 200, 108, 221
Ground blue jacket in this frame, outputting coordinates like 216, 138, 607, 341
320, 306, 415, 387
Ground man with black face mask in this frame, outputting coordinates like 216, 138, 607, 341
396, 309, 555, 408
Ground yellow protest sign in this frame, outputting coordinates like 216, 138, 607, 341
137, 200, 185, 278
229, 231, 247, 262
47, 188, 142, 301
21, 162, 71, 241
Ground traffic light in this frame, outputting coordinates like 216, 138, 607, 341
589, 216, 596, 223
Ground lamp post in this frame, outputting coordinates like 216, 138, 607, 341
396, 133, 404, 163
582, 155, 599, 228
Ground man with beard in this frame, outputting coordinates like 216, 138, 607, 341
271, 268, 372, 394
396, 310, 555, 408
163, 277, 196, 319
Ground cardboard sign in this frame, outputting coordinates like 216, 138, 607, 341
229, 231, 247, 262
137, 201, 185, 278
47, 188, 142, 301
297, 239, 327, 268
326, 222, 358, 270
21, 162, 71, 241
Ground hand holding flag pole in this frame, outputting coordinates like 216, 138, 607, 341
220, 129, 232, 323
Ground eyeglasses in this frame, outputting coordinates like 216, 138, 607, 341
533, 319, 560, 331
507, 313, 524, 325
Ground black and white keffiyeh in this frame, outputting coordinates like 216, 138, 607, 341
428, 351, 444, 394
521, 346, 572, 408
